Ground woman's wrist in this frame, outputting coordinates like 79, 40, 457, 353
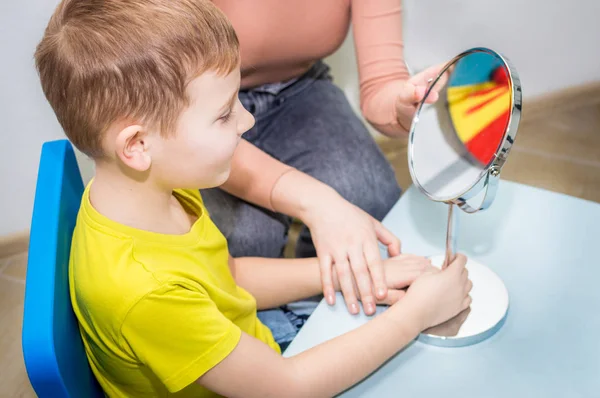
270, 168, 341, 222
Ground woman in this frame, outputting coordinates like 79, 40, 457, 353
203, 0, 442, 347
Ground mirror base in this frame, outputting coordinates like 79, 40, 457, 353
418, 255, 509, 347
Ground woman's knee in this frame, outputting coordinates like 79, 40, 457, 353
201, 188, 289, 258
290, 81, 401, 218
316, 152, 401, 221
226, 206, 290, 258
368, 167, 402, 220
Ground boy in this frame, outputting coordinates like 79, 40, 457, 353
35, 1, 472, 396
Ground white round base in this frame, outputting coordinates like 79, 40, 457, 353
417, 255, 509, 347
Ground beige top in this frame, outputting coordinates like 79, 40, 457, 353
213, 0, 409, 135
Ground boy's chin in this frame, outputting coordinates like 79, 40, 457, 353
206, 168, 231, 189
176, 166, 231, 190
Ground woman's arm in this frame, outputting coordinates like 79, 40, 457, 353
220, 139, 292, 212
352, 0, 410, 136
352, 0, 444, 137
220, 139, 402, 316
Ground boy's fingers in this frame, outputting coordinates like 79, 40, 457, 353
448, 253, 467, 273
465, 279, 473, 294
388, 268, 427, 289
463, 295, 473, 310
424, 262, 438, 273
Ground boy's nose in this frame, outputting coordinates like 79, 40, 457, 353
238, 109, 255, 137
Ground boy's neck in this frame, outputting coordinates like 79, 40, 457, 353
89, 163, 196, 235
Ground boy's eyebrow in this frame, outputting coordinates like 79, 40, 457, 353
218, 88, 238, 114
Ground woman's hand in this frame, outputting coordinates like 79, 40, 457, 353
270, 169, 404, 317
394, 63, 449, 132
301, 189, 402, 316
328, 253, 436, 311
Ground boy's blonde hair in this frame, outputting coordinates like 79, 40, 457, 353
35, 0, 239, 158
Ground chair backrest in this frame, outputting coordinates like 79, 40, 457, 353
22, 140, 104, 398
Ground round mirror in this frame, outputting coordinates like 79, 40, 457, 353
409, 47, 521, 208
407, 48, 522, 347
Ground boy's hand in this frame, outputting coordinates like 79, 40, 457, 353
401, 254, 472, 331
331, 254, 434, 313
382, 254, 436, 291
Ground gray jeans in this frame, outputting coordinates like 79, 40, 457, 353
201, 61, 401, 349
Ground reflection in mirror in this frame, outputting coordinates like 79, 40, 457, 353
410, 50, 513, 202
446, 53, 511, 167
422, 307, 471, 337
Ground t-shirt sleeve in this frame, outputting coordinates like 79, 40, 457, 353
120, 283, 242, 393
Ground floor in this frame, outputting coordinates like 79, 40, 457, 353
1, 98, 599, 398
0, 252, 34, 397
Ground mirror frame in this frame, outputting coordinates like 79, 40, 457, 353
407, 47, 522, 213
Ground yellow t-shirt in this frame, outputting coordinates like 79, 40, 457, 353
69, 184, 280, 397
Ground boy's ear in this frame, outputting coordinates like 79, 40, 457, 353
114, 125, 152, 172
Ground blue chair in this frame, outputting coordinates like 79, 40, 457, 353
22, 140, 104, 397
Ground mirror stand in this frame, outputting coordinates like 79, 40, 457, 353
442, 203, 459, 269
419, 197, 509, 348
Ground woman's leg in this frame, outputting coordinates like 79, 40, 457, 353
201, 187, 290, 258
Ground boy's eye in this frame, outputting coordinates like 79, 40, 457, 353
219, 110, 234, 124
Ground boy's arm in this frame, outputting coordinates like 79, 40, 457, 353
231, 254, 430, 311
199, 256, 471, 398
198, 299, 422, 397
230, 256, 322, 310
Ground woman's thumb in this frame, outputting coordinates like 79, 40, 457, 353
396, 82, 417, 106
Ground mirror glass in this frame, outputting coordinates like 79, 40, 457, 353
409, 49, 513, 202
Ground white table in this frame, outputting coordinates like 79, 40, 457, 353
283, 181, 600, 397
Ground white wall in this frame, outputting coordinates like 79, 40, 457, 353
0, 0, 94, 236
329, 0, 600, 104
1, 0, 599, 236
401, 0, 600, 97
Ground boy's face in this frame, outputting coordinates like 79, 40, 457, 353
150, 67, 255, 189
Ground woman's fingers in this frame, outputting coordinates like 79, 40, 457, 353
319, 253, 336, 305
335, 256, 359, 315
348, 248, 376, 315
